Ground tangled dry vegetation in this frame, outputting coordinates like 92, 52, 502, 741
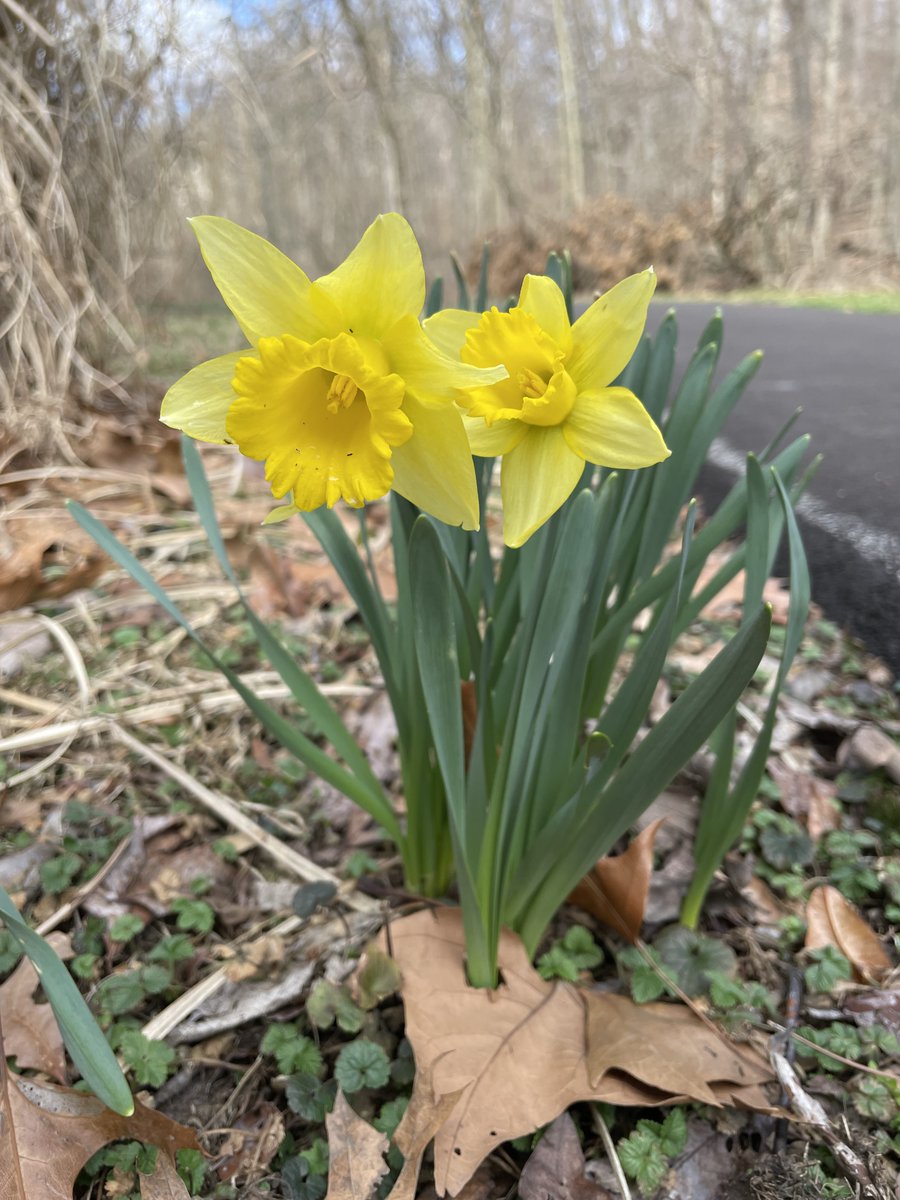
471, 191, 900, 301
0, 0, 182, 460
470, 195, 695, 299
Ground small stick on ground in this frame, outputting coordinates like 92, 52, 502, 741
770, 1048, 888, 1200
591, 1103, 632, 1200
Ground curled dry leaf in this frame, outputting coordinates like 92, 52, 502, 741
568, 819, 665, 943
0, 932, 70, 1082
0, 1069, 199, 1200
0, 516, 106, 615
518, 1112, 611, 1200
325, 1089, 389, 1200
737, 876, 788, 927
381, 908, 774, 1197
804, 885, 891, 983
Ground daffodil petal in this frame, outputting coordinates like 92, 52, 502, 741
568, 268, 656, 390
464, 414, 526, 457
190, 216, 341, 346
518, 274, 573, 354
160, 351, 243, 443
315, 214, 425, 338
501, 426, 584, 547
564, 387, 670, 468
383, 315, 507, 408
391, 396, 480, 529
422, 308, 481, 358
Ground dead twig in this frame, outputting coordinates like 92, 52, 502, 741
591, 1104, 632, 1200
770, 1049, 888, 1200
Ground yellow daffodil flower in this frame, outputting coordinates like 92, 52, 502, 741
425, 270, 670, 546
161, 214, 506, 528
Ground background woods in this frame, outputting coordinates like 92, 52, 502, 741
3, 0, 900, 451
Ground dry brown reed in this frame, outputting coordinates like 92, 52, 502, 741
0, 0, 181, 460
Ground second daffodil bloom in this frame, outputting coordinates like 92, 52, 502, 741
161, 214, 506, 528
425, 270, 671, 546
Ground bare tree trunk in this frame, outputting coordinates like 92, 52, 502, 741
881, 0, 900, 257
811, 0, 842, 265
458, 0, 520, 229
553, 0, 586, 209
783, 0, 814, 236
335, 0, 410, 213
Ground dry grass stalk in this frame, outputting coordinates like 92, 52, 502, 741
0, 0, 183, 458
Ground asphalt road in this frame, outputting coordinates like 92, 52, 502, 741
643, 301, 900, 672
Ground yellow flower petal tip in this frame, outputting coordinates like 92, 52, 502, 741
161, 214, 504, 525
444, 270, 664, 544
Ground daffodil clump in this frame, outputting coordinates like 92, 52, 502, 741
72, 210, 811, 987
161, 214, 668, 544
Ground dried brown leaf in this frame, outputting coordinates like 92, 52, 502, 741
0, 547, 44, 614
767, 761, 840, 841
518, 1112, 611, 1200
0, 932, 70, 1082
325, 1089, 389, 1200
0, 1070, 199, 1199
0, 514, 107, 613
383, 909, 774, 1197
804, 885, 892, 983
416, 1167, 496, 1200
568, 820, 665, 942
388, 1074, 466, 1200
738, 876, 788, 927
140, 1152, 192, 1199
583, 991, 773, 1107
249, 543, 348, 620
217, 934, 285, 983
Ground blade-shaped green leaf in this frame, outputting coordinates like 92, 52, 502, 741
475, 242, 491, 312
181, 438, 389, 806
513, 602, 772, 950
409, 517, 466, 815
304, 507, 398, 692
682, 467, 810, 925
450, 250, 470, 310
425, 275, 444, 318
0, 887, 133, 1115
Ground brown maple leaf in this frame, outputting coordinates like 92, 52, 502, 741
381, 908, 774, 1197
0, 1066, 200, 1200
